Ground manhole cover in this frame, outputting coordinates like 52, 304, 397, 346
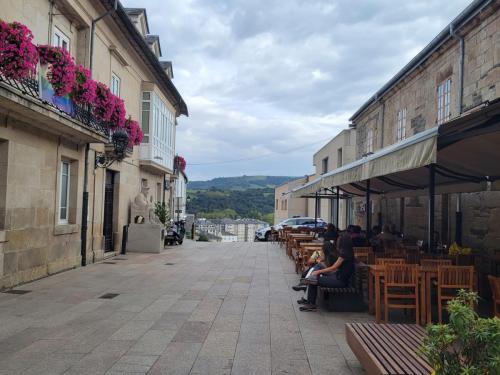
2, 289, 31, 295
102, 261, 116, 264
165, 263, 176, 265
99, 293, 120, 299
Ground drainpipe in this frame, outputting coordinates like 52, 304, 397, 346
450, 23, 465, 246
81, 0, 118, 266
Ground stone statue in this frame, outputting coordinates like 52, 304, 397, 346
131, 186, 158, 224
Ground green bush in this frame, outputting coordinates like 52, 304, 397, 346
421, 290, 500, 374
197, 233, 209, 242
154, 202, 169, 226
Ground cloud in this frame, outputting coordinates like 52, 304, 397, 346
122, 0, 472, 180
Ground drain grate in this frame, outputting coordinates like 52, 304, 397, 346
102, 261, 116, 264
165, 262, 176, 265
99, 293, 120, 299
2, 289, 31, 295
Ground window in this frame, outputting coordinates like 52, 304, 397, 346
59, 161, 70, 223
52, 27, 70, 51
366, 128, 374, 154
437, 78, 451, 124
111, 73, 121, 97
321, 157, 328, 174
396, 108, 407, 141
275, 199, 278, 210
337, 148, 343, 167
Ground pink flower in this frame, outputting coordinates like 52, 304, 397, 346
109, 95, 126, 129
0, 21, 38, 79
71, 65, 96, 105
37, 44, 76, 96
94, 82, 115, 122
175, 155, 186, 172
125, 118, 143, 147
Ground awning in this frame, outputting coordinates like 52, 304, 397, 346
289, 177, 322, 197
291, 98, 500, 198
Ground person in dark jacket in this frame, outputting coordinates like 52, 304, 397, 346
299, 232, 355, 311
322, 223, 338, 267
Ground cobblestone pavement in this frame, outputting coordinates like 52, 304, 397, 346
0, 241, 372, 374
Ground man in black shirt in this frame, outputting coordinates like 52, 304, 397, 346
299, 232, 355, 311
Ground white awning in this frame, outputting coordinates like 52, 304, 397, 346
289, 98, 500, 199
290, 177, 322, 198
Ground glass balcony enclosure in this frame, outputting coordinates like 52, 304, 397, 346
140, 91, 175, 172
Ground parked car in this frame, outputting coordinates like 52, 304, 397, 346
254, 217, 327, 241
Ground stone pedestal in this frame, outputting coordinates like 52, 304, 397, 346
127, 223, 164, 253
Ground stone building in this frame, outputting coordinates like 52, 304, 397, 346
274, 176, 311, 224
348, 0, 500, 249
0, 0, 187, 289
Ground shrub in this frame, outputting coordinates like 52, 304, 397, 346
421, 290, 500, 374
0, 21, 38, 79
197, 233, 209, 242
154, 202, 169, 226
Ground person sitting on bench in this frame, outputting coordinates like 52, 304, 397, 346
299, 232, 355, 311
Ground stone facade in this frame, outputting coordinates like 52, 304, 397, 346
350, 2, 500, 252
0, 0, 187, 289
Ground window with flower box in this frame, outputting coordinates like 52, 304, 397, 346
52, 26, 70, 51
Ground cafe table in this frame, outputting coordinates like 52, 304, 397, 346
368, 264, 477, 325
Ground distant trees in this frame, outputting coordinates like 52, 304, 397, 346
187, 187, 274, 222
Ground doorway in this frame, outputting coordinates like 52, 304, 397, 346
103, 170, 115, 252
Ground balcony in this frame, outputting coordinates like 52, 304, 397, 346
139, 142, 174, 175
0, 71, 109, 143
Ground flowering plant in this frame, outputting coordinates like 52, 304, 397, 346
71, 65, 96, 105
175, 155, 186, 172
37, 45, 76, 96
0, 21, 38, 79
125, 117, 144, 147
109, 95, 126, 129
94, 82, 115, 122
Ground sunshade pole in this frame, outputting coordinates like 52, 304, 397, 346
314, 192, 318, 229
336, 187, 340, 229
455, 194, 462, 246
366, 179, 371, 239
428, 164, 436, 253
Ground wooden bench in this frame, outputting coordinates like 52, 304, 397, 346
319, 269, 366, 312
345, 323, 433, 375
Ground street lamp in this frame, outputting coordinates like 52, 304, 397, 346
95, 129, 129, 168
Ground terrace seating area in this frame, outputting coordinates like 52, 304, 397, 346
277, 225, 500, 374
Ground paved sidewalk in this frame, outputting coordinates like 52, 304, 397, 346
0, 241, 371, 374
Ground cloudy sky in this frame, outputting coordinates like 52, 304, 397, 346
122, 0, 471, 181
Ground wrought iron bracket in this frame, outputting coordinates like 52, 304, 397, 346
95, 152, 121, 169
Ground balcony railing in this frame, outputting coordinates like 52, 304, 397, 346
0, 71, 109, 138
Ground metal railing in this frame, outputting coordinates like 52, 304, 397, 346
0, 71, 109, 138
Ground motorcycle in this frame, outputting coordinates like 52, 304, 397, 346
164, 220, 185, 246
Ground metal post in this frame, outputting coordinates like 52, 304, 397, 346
81, 144, 89, 266
314, 192, 318, 229
366, 179, 371, 239
455, 193, 462, 246
336, 187, 340, 229
428, 164, 436, 253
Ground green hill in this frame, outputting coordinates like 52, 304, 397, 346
187, 175, 298, 191
187, 175, 299, 223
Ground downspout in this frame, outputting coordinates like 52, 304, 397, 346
450, 22, 465, 245
81, 0, 118, 266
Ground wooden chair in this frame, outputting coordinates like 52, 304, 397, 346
420, 259, 452, 268
353, 247, 373, 264
384, 264, 419, 323
488, 275, 500, 318
375, 258, 405, 266
437, 265, 474, 323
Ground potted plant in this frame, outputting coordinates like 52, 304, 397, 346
0, 20, 38, 79
421, 290, 500, 374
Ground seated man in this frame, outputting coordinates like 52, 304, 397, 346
299, 232, 355, 311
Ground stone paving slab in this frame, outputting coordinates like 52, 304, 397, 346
0, 240, 370, 374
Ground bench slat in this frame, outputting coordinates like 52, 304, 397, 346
346, 323, 433, 375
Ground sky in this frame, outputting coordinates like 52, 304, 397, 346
122, 0, 472, 181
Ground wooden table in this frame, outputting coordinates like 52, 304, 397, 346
368, 265, 477, 325
296, 242, 323, 273
286, 234, 315, 258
